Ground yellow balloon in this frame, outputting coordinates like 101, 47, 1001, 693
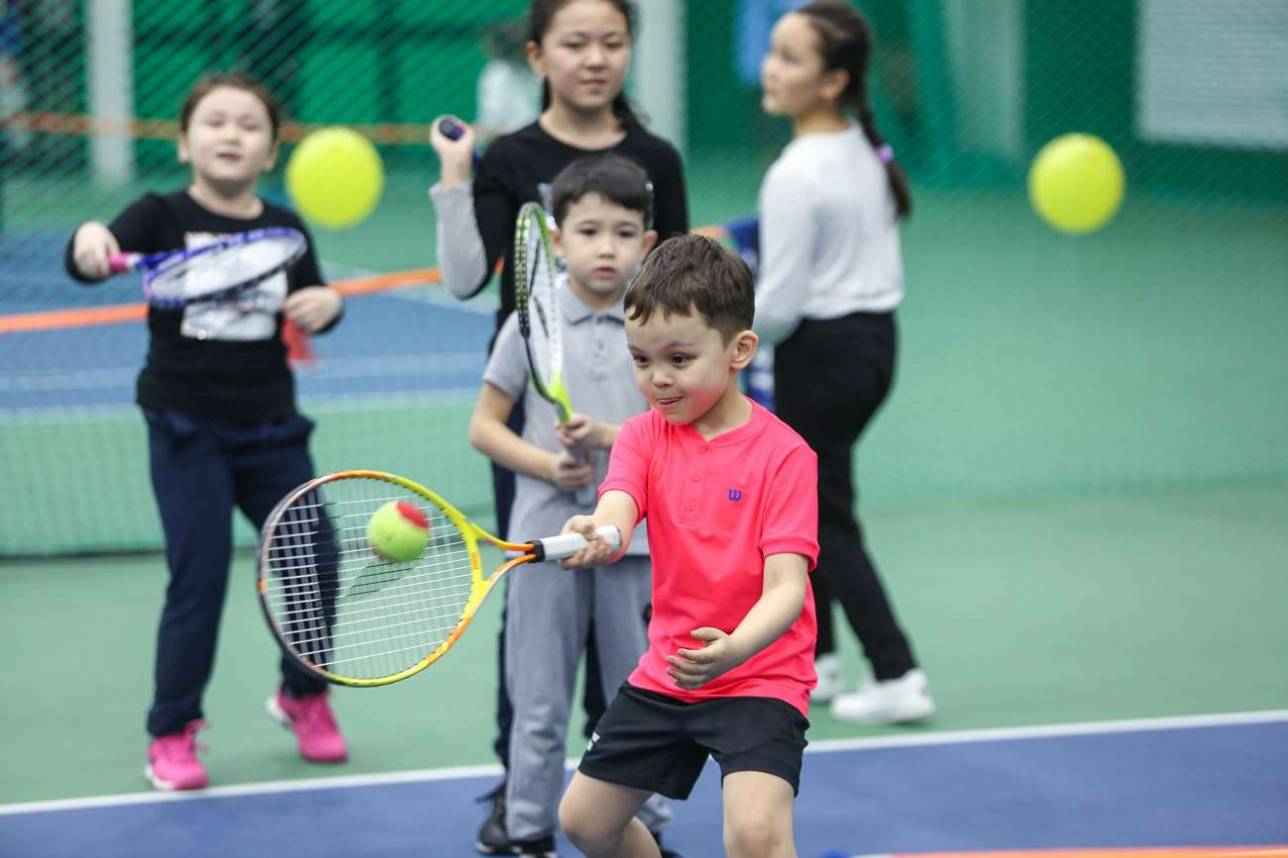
286, 127, 384, 230
1028, 133, 1125, 234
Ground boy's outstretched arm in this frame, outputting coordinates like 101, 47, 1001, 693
560, 489, 638, 568
667, 553, 809, 690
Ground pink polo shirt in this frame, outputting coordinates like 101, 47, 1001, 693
601, 399, 820, 715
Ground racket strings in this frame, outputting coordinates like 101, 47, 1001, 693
517, 209, 564, 401
149, 234, 304, 302
260, 481, 477, 681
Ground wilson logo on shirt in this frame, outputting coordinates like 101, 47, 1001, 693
727, 489, 743, 502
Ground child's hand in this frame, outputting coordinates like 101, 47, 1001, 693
666, 628, 746, 690
556, 413, 599, 451
559, 515, 617, 568
547, 449, 593, 492
283, 286, 343, 333
72, 222, 120, 280
428, 116, 476, 187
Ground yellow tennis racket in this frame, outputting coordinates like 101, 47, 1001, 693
255, 469, 620, 687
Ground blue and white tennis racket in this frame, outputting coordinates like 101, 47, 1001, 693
109, 227, 307, 309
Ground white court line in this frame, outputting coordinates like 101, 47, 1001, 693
0, 762, 506, 817
0, 352, 482, 395
803, 707, 1288, 754
2, 709, 1285, 817
0, 387, 480, 423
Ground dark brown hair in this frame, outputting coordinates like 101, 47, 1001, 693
528, 0, 642, 129
625, 234, 754, 341
796, 1, 912, 219
550, 154, 653, 228
180, 72, 282, 142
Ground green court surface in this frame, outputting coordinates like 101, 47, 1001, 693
4, 4, 1286, 842
6, 176, 1287, 555
2, 482, 1287, 805
4, 170, 1287, 807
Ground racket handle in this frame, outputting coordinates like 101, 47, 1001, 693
107, 252, 138, 274
532, 525, 621, 562
438, 117, 465, 141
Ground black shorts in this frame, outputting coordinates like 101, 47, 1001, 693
578, 683, 810, 800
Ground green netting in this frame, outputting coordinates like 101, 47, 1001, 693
2, 0, 1286, 555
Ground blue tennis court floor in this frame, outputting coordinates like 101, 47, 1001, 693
3, 712, 1285, 858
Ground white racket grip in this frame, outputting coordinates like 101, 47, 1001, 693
533, 525, 621, 562
107, 252, 140, 274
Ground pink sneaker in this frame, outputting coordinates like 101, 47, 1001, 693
266, 689, 348, 763
145, 720, 209, 791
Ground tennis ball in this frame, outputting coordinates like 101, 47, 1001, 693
1028, 133, 1125, 234
286, 127, 384, 230
367, 500, 430, 563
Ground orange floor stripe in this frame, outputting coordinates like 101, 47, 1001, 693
0, 267, 445, 334
1, 223, 735, 336
0, 302, 147, 333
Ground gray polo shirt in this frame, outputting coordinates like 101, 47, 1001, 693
484, 276, 649, 554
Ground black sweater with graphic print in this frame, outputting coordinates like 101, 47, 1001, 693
64, 191, 332, 421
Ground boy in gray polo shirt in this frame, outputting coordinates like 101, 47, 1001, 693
467, 155, 668, 857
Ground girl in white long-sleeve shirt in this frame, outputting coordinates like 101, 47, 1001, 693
755, 0, 935, 726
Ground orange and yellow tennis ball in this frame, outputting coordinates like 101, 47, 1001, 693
1028, 133, 1125, 234
286, 127, 384, 229
367, 500, 429, 563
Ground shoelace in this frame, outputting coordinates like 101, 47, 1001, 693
157, 720, 208, 760
291, 695, 338, 732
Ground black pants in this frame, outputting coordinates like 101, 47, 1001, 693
490, 399, 607, 767
144, 408, 328, 737
773, 312, 918, 681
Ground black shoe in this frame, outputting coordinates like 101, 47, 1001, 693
474, 780, 512, 855
475, 781, 556, 856
512, 836, 556, 857
652, 830, 684, 858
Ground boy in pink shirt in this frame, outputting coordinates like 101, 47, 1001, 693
558, 234, 819, 858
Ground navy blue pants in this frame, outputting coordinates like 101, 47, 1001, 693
144, 408, 328, 737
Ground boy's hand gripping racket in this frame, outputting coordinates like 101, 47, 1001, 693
513, 202, 596, 505
110, 226, 307, 309
256, 470, 620, 687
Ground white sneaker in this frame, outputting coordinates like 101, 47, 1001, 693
810, 654, 844, 703
830, 668, 935, 724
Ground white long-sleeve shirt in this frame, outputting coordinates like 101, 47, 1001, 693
428, 182, 490, 301
754, 125, 904, 345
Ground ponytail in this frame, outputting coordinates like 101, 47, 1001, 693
854, 90, 912, 219
798, 1, 912, 219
